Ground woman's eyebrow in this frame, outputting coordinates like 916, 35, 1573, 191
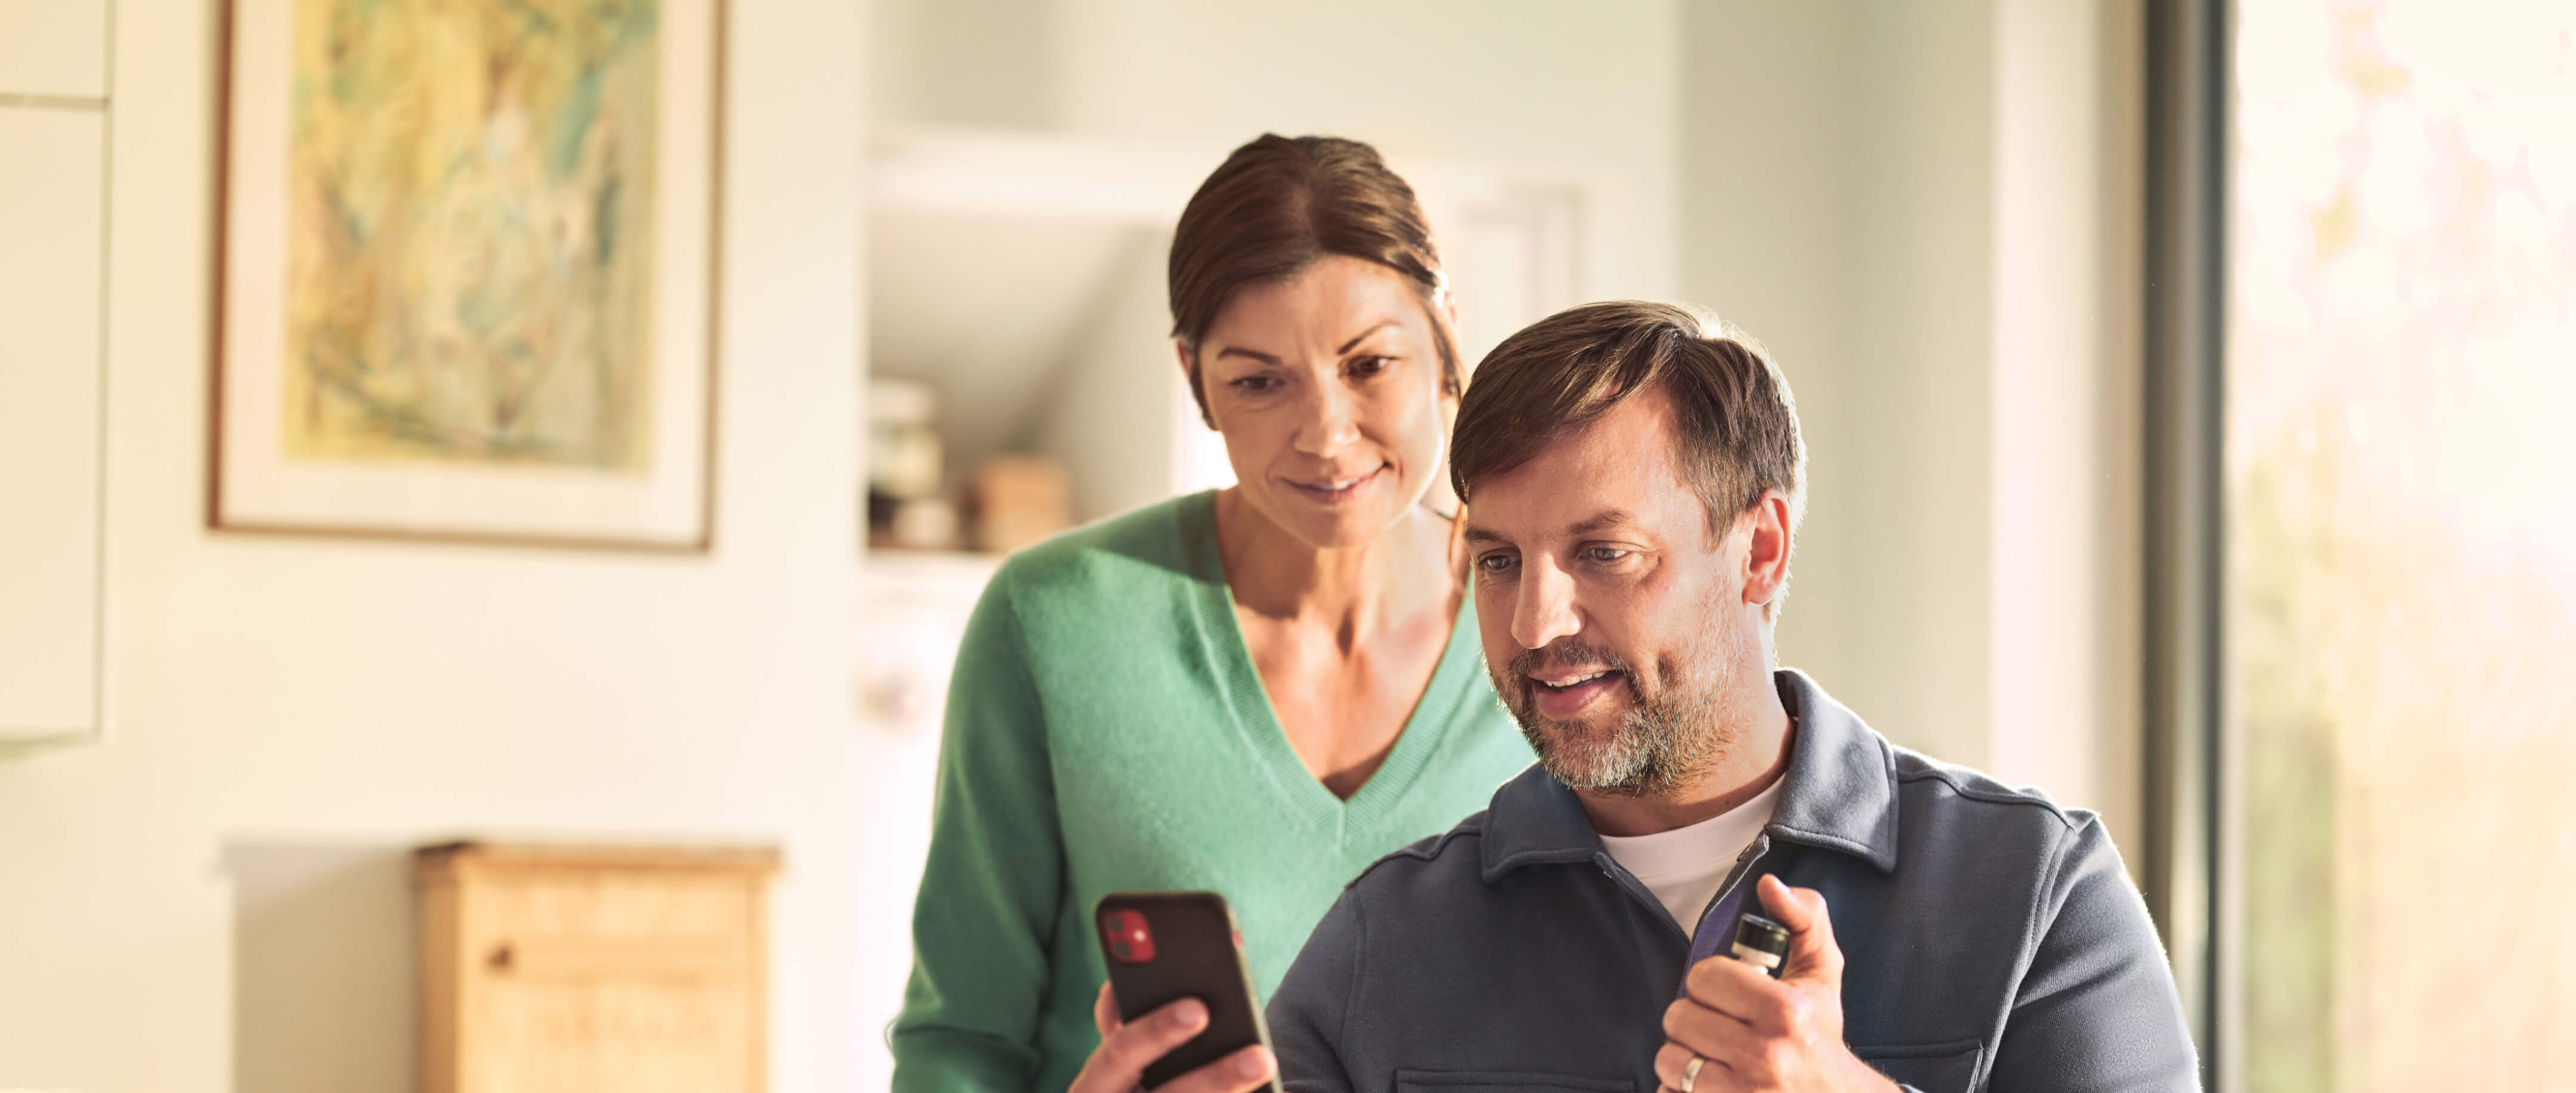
1214, 346, 1281, 365
1336, 321, 1399, 354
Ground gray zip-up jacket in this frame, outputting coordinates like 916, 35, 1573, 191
1267, 670, 2199, 1093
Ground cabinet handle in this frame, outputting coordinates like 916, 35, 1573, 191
472, 936, 740, 979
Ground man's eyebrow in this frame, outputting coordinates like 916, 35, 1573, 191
1462, 510, 1636, 546
1567, 510, 1638, 536
1336, 321, 1399, 355
1214, 346, 1281, 365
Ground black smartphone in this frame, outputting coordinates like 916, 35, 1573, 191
1093, 891, 1279, 1092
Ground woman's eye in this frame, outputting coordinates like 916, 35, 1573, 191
1346, 355, 1392, 378
1228, 374, 1280, 394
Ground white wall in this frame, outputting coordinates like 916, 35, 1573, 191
1986, 0, 2146, 875
1029, 227, 1200, 523
0, 2, 867, 1092
1680, 1, 2145, 855
871, 0, 1682, 304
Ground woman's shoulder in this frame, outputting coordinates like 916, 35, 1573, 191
989, 491, 1214, 608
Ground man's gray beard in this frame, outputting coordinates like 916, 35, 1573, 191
1491, 628, 1739, 797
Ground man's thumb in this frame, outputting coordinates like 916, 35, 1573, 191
1756, 874, 1844, 985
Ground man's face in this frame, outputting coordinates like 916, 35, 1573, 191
1463, 388, 1761, 796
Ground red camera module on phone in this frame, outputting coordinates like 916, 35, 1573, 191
1100, 908, 1156, 964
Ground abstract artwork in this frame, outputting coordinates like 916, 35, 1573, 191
215, 0, 722, 549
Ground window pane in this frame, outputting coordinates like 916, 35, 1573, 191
2231, 2, 2576, 1089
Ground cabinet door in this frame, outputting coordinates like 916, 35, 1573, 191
0, 0, 109, 100
0, 106, 106, 739
459, 874, 762, 1093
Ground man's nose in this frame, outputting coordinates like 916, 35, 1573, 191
1510, 556, 1581, 652
1290, 379, 1360, 458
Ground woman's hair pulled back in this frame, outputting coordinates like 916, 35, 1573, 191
1167, 134, 1459, 424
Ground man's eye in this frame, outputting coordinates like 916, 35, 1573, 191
1477, 553, 1516, 572
1586, 547, 1631, 563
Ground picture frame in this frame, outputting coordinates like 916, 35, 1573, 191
212, 0, 725, 552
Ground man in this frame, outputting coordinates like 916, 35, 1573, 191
1265, 301, 2200, 1092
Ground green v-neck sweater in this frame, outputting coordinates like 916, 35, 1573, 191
890, 491, 1534, 1092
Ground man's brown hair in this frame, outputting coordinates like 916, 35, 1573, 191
1450, 300, 1807, 611
1166, 134, 1460, 425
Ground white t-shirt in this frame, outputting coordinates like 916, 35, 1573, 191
1597, 775, 1786, 938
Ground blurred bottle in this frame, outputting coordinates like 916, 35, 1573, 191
868, 376, 959, 550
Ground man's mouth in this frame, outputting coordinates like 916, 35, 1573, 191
1533, 669, 1615, 692
1527, 668, 1626, 718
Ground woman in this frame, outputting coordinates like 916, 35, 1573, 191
889, 134, 1532, 1092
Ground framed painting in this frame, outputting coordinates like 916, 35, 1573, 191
213, 0, 723, 550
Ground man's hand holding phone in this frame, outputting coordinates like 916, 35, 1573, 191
1652, 876, 1899, 1093
1070, 983, 1276, 1093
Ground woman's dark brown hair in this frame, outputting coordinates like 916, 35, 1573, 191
1167, 134, 1460, 425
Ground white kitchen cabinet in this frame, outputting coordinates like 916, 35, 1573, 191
0, 0, 109, 100
0, 105, 107, 742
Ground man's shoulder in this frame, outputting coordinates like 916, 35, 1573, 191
1343, 809, 1498, 894
1885, 744, 2094, 832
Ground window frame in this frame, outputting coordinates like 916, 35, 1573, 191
2141, 0, 2231, 1088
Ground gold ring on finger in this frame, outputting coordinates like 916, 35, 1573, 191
1681, 1054, 1705, 1093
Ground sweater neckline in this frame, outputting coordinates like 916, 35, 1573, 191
1178, 490, 1484, 835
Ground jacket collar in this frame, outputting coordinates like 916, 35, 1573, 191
1479, 668, 1901, 883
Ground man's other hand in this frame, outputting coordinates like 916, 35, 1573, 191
1070, 982, 1275, 1093
1653, 875, 1899, 1093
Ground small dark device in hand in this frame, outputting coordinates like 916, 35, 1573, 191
1094, 891, 1280, 1092
1730, 912, 1792, 978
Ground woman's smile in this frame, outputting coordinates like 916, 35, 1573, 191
1280, 464, 1389, 506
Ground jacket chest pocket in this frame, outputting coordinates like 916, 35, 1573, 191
1850, 1039, 1984, 1093
1395, 1070, 1636, 1093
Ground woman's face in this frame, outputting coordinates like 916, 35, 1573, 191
1186, 255, 1456, 552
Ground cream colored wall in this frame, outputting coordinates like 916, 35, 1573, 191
0, 2, 866, 1093
871, 0, 1682, 303
1987, 0, 2147, 875
1680, 1, 2146, 856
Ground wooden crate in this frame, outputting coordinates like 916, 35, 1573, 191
414, 843, 782, 1093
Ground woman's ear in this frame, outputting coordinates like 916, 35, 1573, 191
1175, 338, 1216, 430
1432, 292, 1466, 406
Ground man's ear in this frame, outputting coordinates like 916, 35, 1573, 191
1741, 489, 1794, 611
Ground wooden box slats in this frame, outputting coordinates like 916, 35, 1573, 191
415, 843, 781, 1093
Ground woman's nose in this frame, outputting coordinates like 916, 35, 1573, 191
1292, 383, 1361, 457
